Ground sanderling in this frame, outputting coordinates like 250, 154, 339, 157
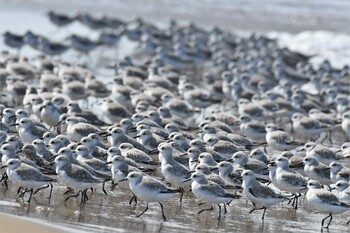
107, 147, 140, 168
241, 170, 287, 219
230, 151, 268, 180
197, 152, 219, 167
1, 158, 55, 202
67, 102, 106, 126
159, 143, 191, 200
194, 164, 230, 187
106, 155, 143, 189
136, 129, 164, 151
54, 154, 107, 204
306, 180, 350, 228
334, 181, 350, 203
328, 162, 350, 183
239, 114, 266, 142
216, 161, 243, 187
61, 76, 88, 101
303, 142, 343, 165
21, 144, 54, 170
303, 156, 332, 186
106, 127, 151, 153
3, 31, 25, 49
187, 147, 201, 171
119, 143, 159, 169
342, 111, 350, 138
249, 148, 268, 164
161, 94, 196, 119
274, 157, 308, 209
100, 98, 132, 124
1, 143, 38, 169
265, 123, 303, 151
15, 117, 47, 143
75, 145, 110, 176
204, 136, 240, 159
185, 172, 240, 219
47, 11, 76, 27
48, 138, 64, 154
124, 171, 180, 221
62, 116, 101, 142
79, 136, 107, 161
6, 135, 24, 151
32, 139, 54, 161
280, 151, 306, 176
291, 113, 330, 140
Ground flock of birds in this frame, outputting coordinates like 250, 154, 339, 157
1, 11, 350, 230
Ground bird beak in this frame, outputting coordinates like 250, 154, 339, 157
0, 165, 7, 169
55, 120, 63, 126
192, 158, 198, 162
104, 161, 112, 165
10, 123, 19, 126
210, 167, 218, 171
297, 147, 305, 152
268, 161, 276, 166
182, 178, 191, 183
119, 178, 128, 182
16, 150, 23, 154
134, 135, 140, 138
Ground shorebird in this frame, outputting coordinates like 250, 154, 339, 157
184, 172, 240, 219
241, 170, 287, 219
1, 158, 55, 203
306, 180, 350, 228
124, 171, 180, 221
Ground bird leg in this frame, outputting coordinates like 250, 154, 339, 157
65, 190, 81, 202
159, 202, 167, 221
198, 205, 213, 215
129, 194, 137, 205
321, 213, 332, 228
34, 184, 50, 194
17, 187, 23, 194
27, 188, 34, 203
249, 206, 267, 219
179, 187, 184, 202
223, 203, 227, 214
137, 203, 149, 218
63, 188, 74, 195
102, 182, 108, 195
217, 204, 222, 219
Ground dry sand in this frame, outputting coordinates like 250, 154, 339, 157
0, 213, 73, 233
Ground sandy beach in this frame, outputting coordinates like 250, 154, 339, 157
0, 1, 349, 233
0, 213, 73, 233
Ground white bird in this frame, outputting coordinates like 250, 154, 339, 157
306, 180, 350, 228
185, 172, 240, 219
125, 171, 180, 221
241, 170, 287, 219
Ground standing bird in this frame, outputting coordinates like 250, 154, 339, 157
185, 172, 240, 219
124, 172, 180, 221
306, 180, 350, 228
1, 159, 55, 203
241, 170, 287, 219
